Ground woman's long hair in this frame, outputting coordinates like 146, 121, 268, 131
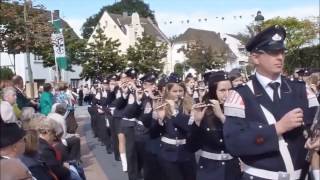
163, 82, 192, 118
202, 78, 230, 128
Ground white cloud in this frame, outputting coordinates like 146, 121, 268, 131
155, 5, 319, 37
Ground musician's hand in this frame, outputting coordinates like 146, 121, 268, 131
191, 103, 207, 126
209, 99, 225, 123
154, 105, 166, 124
305, 137, 320, 151
136, 89, 144, 102
275, 108, 304, 135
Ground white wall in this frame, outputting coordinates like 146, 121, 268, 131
88, 11, 129, 54
172, 42, 187, 64
1, 52, 84, 85
221, 34, 248, 72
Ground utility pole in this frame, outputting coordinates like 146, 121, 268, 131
24, 0, 34, 98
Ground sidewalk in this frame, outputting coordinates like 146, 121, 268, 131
75, 106, 109, 180
75, 106, 127, 180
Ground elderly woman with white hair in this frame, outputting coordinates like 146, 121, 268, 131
37, 117, 71, 180
0, 87, 20, 125
48, 103, 81, 161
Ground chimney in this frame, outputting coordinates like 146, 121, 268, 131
122, 11, 128, 17
53, 10, 60, 20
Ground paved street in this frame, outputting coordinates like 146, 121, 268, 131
75, 106, 127, 180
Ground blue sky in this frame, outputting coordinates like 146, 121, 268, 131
34, 0, 319, 37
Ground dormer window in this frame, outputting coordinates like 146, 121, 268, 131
104, 20, 108, 28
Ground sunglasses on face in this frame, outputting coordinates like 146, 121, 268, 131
256, 49, 286, 55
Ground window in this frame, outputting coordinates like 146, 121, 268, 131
70, 79, 80, 88
34, 55, 43, 63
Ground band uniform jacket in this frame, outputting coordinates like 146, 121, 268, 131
188, 110, 241, 180
223, 75, 319, 178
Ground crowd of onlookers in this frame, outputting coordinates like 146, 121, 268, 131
0, 75, 84, 180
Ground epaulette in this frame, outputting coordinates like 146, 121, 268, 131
231, 83, 246, 90
286, 77, 305, 84
224, 89, 245, 118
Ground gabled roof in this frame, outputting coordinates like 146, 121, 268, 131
108, 12, 169, 43
174, 28, 237, 60
174, 28, 229, 52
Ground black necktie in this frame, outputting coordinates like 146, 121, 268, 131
269, 82, 280, 103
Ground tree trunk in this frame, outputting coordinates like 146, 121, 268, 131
24, 0, 34, 98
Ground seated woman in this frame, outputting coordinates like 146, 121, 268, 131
37, 117, 71, 180
48, 103, 81, 161
20, 117, 57, 180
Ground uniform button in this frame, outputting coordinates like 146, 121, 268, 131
255, 136, 264, 145
221, 162, 225, 165
219, 139, 223, 143
250, 176, 254, 180
174, 128, 178, 131
221, 150, 224, 153
206, 128, 210, 131
160, 144, 162, 147
159, 133, 162, 136
200, 165, 203, 169
258, 125, 263, 128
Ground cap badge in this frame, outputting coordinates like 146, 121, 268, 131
272, 34, 282, 41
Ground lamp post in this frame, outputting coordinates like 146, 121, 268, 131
254, 11, 265, 34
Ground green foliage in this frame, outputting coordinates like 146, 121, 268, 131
181, 41, 226, 73
262, 17, 318, 51
174, 63, 184, 77
0, 67, 14, 80
1, 1, 52, 54
81, 0, 156, 39
1, 1, 86, 70
80, 26, 126, 80
234, 25, 255, 45
125, 35, 167, 74
262, 17, 319, 73
285, 45, 320, 74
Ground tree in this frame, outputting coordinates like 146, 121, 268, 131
81, 0, 156, 39
262, 17, 319, 73
0, 67, 15, 80
181, 41, 227, 73
262, 17, 318, 51
1, 1, 86, 70
285, 45, 320, 71
80, 26, 126, 80
174, 63, 184, 77
233, 25, 255, 45
125, 34, 167, 74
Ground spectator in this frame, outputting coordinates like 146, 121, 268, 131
0, 123, 26, 158
11, 75, 38, 110
40, 83, 54, 116
0, 87, 20, 125
20, 128, 57, 180
0, 158, 33, 180
77, 85, 84, 106
229, 68, 245, 87
37, 117, 71, 180
20, 107, 36, 128
48, 103, 81, 161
